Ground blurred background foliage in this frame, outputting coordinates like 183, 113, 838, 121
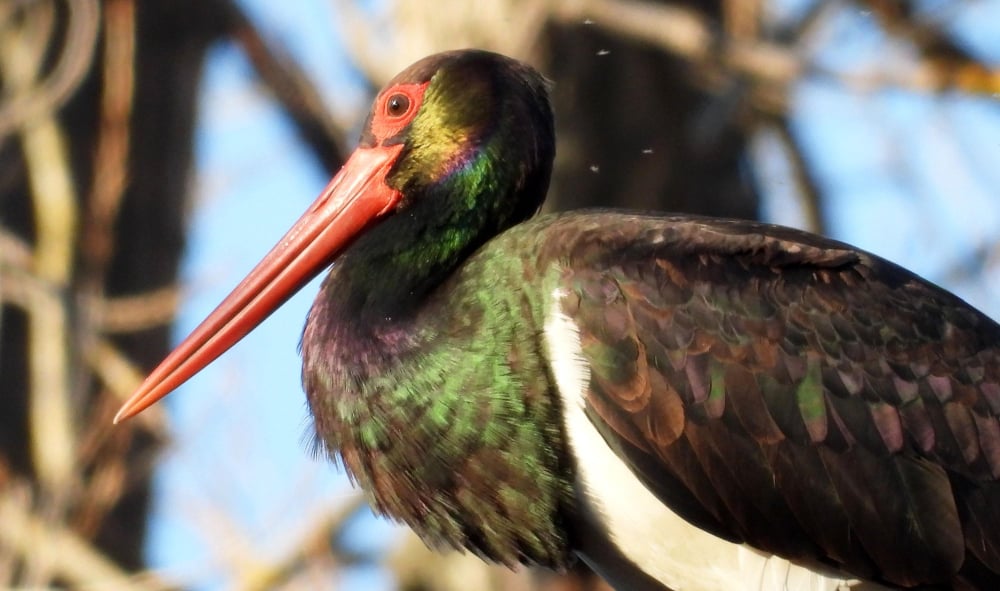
1, 0, 999, 589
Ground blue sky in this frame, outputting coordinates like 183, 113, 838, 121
145, 1, 1000, 589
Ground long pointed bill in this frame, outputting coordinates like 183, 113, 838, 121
114, 145, 404, 424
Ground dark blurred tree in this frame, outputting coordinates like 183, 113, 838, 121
0, 0, 340, 585
1, 0, 214, 583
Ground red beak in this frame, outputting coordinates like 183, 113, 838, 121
114, 144, 404, 423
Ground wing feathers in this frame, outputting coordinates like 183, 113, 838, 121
549, 213, 1000, 587
816, 448, 962, 585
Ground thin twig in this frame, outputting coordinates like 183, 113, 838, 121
86, 336, 170, 435
240, 494, 367, 591
0, 483, 171, 591
553, 0, 1000, 104
221, 0, 346, 172
0, 0, 78, 506
81, 0, 136, 284
770, 118, 826, 235
96, 286, 182, 333
853, 0, 1000, 95
0, 0, 100, 142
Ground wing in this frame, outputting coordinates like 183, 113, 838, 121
545, 213, 1000, 589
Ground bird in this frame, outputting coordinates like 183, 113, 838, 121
115, 49, 1000, 590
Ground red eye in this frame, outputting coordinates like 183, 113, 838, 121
369, 82, 428, 140
385, 93, 412, 118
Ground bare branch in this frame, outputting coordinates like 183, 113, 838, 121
240, 495, 367, 591
0, 482, 172, 590
94, 286, 182, 334
220, 0, 347, 172
0, 0, 100, 142
1, 4, 78, 504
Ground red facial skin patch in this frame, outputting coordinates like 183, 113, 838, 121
370, 82, 430, 141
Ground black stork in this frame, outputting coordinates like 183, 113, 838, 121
116, 50, 1000, 590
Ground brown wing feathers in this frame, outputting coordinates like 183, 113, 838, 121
555, 215, 1000, 587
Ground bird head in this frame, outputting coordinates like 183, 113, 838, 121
366, 50, 554, 234
114, 50, 554, 422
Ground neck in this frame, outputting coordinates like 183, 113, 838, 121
299, 194, 575, 569
327, 149, 547, 333
328, 189, 489, 327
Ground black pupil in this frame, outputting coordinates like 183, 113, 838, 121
387, 94, 410, 116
